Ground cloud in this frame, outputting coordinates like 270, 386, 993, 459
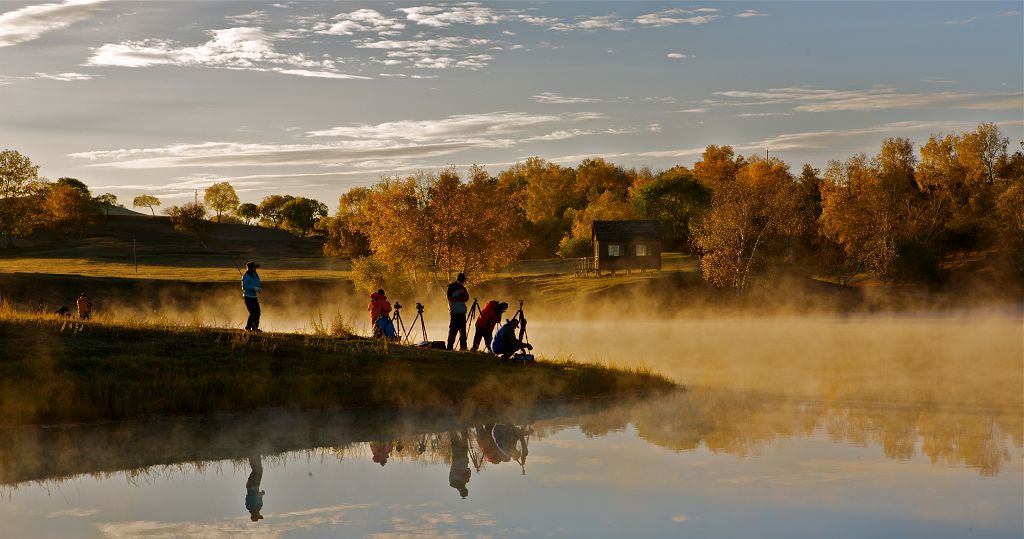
87, 26, 369, 79
532, 92, 601, 104
0, 0, 106, 48
306, 111, 604, 141
672, 108, 706, 113
1001, 10, 1022, 16
35, 71, 97, 81
571, 15, 628, 31
666, 52, 689, 59
944, 17, 976, 25
533, 92, 676, 104
634, 9, 719, 27
735, 10, 768, 18
355, 36, 497, 69
734, 112, 792, 118
713, 86, 1024, 112
47, 508, 100, 518
315, 9, 404, 36
225, 10, 268, 24
671, 515, 691, 523
397, 5, 505, 27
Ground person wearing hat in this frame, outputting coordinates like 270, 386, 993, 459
446, 272, 470, 350
245, 455, 266, 522
471, 300, 508, 352
242, 261, 263, 332
491, 318, 532, 361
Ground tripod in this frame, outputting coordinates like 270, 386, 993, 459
405, 302, 429, 343
511, 299, 529, 344
390, 303, 407, 341
467, 298, 481, 323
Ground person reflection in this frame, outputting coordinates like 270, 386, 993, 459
448, 430, 471, 499
370, 440, 393, 466
245, 455, 265, 522
476, 424, 530, 473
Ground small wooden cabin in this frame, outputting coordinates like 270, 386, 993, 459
591, 220, 662, 275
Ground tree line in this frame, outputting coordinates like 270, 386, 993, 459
2, 122, 1020, 292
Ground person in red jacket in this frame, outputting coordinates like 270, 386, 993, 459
367, 289, 392, 337
471, 300, 507, 352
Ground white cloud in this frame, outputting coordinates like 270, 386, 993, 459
87, 27, 369, 80
666, 52, 689, 59
33, 71, 97, 81
532, 92, 601, 104
315, 9, 405, 36
735, 10, 768, 18
634, 9, 719, 27
356, 36, 496, 69
0, 0, 107, 48
306, 111, 603, 141
672, 108, 706, 113
47, 508, 100, 518
734, 112, 792, 118
397, 5, 505, 27
944, 17, 976, 25
671, 515, 691, 523
713, 86, 1024, 112
572, 15, 628, 31
225, 10, 268, 24
1000, 10, 1022, 16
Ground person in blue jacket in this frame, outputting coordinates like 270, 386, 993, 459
491, 318, 532, 361
242, 261, 263, 332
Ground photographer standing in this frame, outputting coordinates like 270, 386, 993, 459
242, 261, 263, 332
446, 272, 469, 350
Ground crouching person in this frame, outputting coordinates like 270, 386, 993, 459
491, 318, 532, 361
368, 289, 392, 338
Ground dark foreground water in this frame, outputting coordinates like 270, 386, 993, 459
1, 388, 1020, 539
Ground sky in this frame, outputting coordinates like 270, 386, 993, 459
1, 0, 1022, 206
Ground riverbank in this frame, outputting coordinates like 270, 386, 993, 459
0, 314, 676, 426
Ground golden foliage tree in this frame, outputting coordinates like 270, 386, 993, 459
693, 156, 798, 292
203, 182, 240, 222
0, 149, 42, 248
41, 183, 95, 238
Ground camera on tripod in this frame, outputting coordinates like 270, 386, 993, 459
394, 301, 402, 310
415, 302, 424, 314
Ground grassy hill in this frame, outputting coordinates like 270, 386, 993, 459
0, 214, 347, 281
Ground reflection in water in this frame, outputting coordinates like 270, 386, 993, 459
0, 392, 1020, 538
245, 455, 265, 521
449, 430, 471, 498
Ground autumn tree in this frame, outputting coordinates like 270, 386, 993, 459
281, 196, 328, 237
236, 202, 260, 225
165, 202, 211, 245
55, 177, 91, 197
693, 156, 798, 293
258, 194, 293, 228
497, 157, 578, 257
575, 157, 631, 202
0, 149, 43, 248
692, 145, 745, 188
630, 166, 711, 251
319, 188, 371, 257
204, 182, 240, 222
133, 194, 161, 217
95, 193, 118, 217
558, 190, 636, 258
42, 183, 95, 238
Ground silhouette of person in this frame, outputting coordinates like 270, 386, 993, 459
245, 455, 265, 522
370, 441, 393, 466
448, 430, 471, 499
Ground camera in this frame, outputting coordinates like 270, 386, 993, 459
415, 302, 424, 313
394, 302, 402, 310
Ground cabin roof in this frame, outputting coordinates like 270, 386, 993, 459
592, 220, 661, 242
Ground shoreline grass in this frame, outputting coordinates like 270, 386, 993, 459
0, 311, 677, 426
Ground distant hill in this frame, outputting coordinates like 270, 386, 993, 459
106, 206, 148, 217
7, 214, 325, 259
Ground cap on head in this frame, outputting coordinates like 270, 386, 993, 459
246, 261, 259, 270
457, 273, 466, 282
498, 302, 509, 311
377, 289, 385, 295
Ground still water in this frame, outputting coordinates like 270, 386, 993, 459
3, 312, 1022, 538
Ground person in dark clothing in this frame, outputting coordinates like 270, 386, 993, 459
446, 273, 469, 350
241, 261, 263, 332
448, 429, 471, 498
55, 305, 70, 318
491, 318, 533, 361
471, 301, 507, 352
245, 455, 265, 522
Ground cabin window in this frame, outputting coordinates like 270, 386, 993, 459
607, 244, 622, 257
636, 244, 649, 257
